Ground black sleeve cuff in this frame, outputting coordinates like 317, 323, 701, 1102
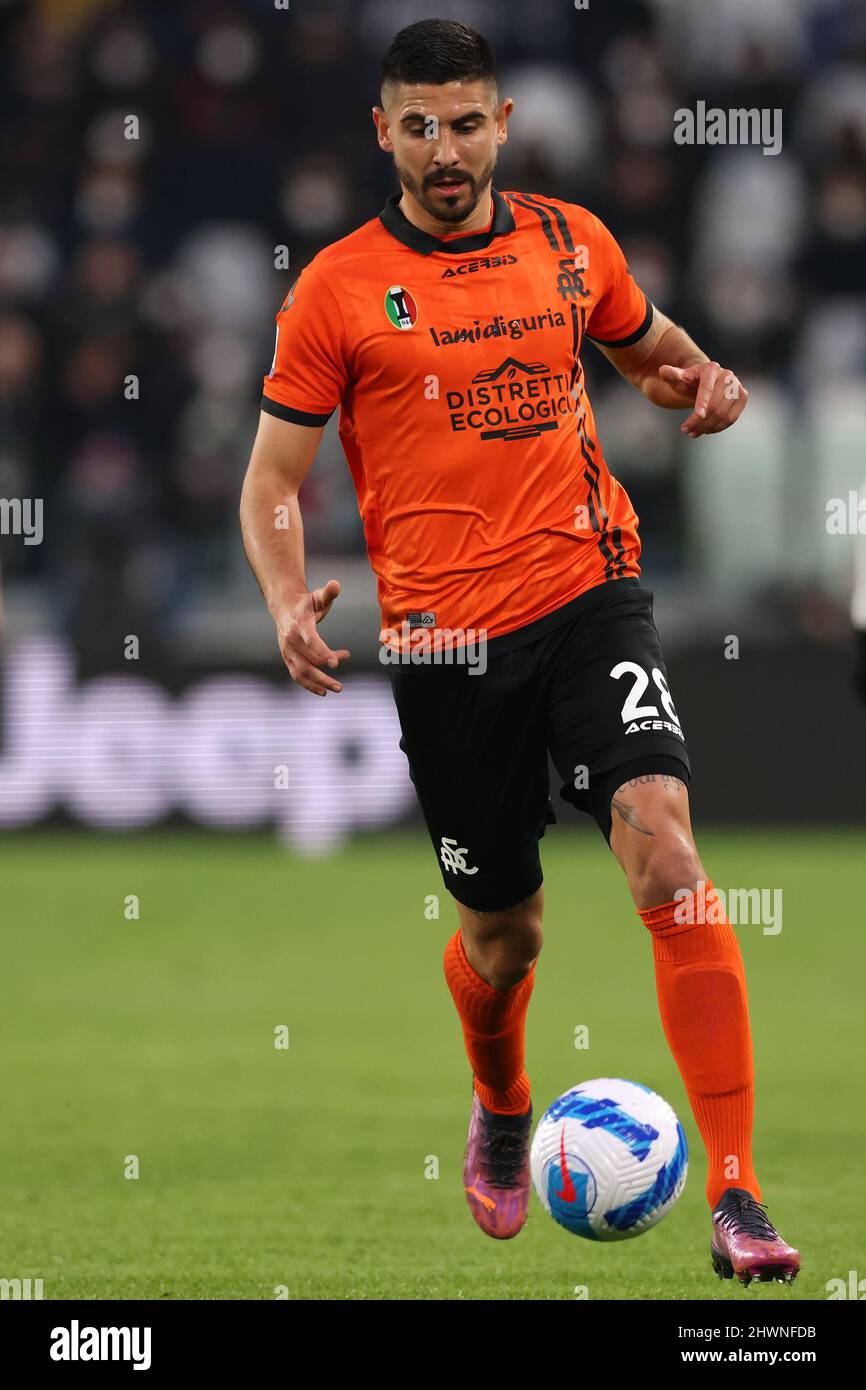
585, 295, 654, 349
261, 395, 334, 426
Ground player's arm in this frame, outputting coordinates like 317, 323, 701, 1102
240, 411, 349, 696
583, 213, 748, 439
244, 257, 351, 694
593, 309, 749, 439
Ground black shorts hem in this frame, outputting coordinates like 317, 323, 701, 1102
446, 860, 544, 914
561, 752, 691, 846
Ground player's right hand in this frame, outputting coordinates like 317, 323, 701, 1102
275, 579, 350, 696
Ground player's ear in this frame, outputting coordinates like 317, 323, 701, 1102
372, 106, 393, 152
495, 96, 514, 144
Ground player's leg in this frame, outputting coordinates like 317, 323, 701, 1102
443, 888, 542, 1236
389, 648, 548, 1105
443, 886, 543, 1239
608, 770, 704, 909
446, 887, 543, 1119
607, 772, 800, 1281
390, 648, 550, 1237
544, 579, 798, 1279
607, 771, 761, 1206
455, 888, 544, 988
544, 581, 756, 1202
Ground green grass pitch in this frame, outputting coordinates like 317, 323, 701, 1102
1, 826, 862, 1300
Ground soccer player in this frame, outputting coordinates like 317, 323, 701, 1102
240, 19, 799, 1284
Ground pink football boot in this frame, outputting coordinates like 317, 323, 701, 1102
711, 1187, 801, 1285
462, 1093, 532, 1239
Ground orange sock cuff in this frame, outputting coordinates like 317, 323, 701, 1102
639, 879, 738, 961
443, 927, 535, 1030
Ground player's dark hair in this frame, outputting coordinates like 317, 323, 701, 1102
381, 19, 497, 96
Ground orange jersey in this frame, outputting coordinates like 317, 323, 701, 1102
262, 189, 652, 645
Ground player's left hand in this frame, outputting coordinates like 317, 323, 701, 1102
658, 361, 749, 439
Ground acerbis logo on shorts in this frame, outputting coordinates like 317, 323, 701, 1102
624, 718, 684, 738
440, 837, 478, 875
441, 254, 518, 277
385, 285, 418, 330
610, 661, 684, 740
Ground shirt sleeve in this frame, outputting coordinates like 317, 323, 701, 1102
585, 216, 654, 348
261, 260, 349, 425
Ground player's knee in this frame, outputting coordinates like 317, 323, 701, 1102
629, 837, 704, 912
484, 931, 542, 988
459, 905, 543, 987
508, 911, 544, 974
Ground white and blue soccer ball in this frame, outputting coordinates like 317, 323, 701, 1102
530, 1077, 687, 1240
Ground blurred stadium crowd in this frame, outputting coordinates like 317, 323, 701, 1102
1, 0, 866, 653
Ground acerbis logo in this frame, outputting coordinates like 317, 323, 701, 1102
385, 285, 418, 330
441, 254, 518, 278
624, 718, 684, 739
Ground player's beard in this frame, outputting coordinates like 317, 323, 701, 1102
394, 152, 497, 226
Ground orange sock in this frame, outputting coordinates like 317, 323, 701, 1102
638, 879, 761, 1208
443, 928, 534, 1115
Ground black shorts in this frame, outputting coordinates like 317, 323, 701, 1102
388, 577, 691, 913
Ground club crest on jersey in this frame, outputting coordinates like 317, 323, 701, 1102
385, 285, 418, 330
556, 257, 590, 302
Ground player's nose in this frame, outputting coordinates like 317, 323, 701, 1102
431, 129, 460, 164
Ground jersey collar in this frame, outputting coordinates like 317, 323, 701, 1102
379, 188, 516, 256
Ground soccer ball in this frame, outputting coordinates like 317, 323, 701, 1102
530, 1077, 687, 1240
